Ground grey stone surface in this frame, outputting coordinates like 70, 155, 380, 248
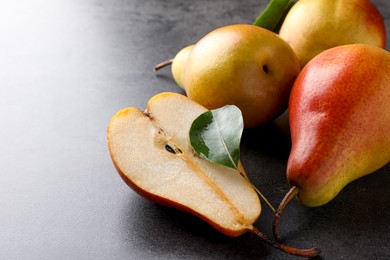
0, 0, 389, 259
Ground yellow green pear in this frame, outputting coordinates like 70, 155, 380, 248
160, 24, 300, 128
171, 45, 194, 89
279, 0, 386, 67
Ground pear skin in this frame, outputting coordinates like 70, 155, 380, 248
287, 44, 390, 207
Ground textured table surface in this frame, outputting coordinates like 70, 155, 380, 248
1, 0, 389, 259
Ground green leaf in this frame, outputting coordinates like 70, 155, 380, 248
190, 105, 243, 169
253, 0, 297, 33
190, 105, 276, 213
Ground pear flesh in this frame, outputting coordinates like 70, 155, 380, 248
107, 92, 261, 236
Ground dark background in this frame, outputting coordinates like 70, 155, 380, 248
1, 0, 389, 259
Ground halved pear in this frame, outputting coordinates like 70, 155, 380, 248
107, 92, 261, 237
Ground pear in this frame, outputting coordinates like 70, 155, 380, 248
108, 92, 260, 236
107, 92, 319, 257
155, 24, 300, 128
273, 44, 390, 239
279, 0, 386, 67
171, 45, 194, 89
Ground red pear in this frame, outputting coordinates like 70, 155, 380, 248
273, 44, 390, 239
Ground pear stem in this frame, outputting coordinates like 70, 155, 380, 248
273, 186, 300, 241
239, 172, 276, 213
153, 59, 173, 71
249, 226, 320, 258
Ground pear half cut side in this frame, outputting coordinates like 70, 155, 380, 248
107, 92, 261, 237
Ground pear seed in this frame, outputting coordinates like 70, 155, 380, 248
165, 144, 176, 154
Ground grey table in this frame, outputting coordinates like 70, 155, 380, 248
1, 0, 389, 259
